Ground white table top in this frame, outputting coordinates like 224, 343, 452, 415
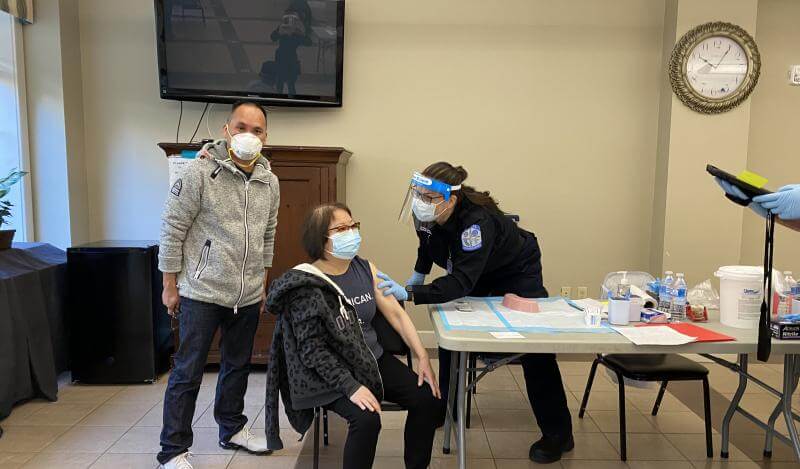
429, 305, 800, 355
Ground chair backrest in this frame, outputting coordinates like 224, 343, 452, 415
372, 302, 411, 358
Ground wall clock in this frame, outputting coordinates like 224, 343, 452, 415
669, 21, 760, 114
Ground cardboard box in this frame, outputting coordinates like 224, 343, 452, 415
770, 321, 800, 340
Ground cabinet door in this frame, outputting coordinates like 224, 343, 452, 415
202, 165, 327, 365
268, 165, 324, 284
246, 165, 324, 364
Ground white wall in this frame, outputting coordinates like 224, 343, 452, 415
77, 1, 665, 328
13, 0, 785, 331
740, 0, 800, 272
652, 0, 758, 287
23, 0, 89, 248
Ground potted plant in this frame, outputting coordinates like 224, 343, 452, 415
0, 169, 27, 249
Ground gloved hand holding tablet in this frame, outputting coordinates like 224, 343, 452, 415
707, 165, 772, 218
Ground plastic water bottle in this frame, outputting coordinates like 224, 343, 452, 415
659, 271, 674, 312
671, 273, 688, 320
616, 277, 631, 299
779, 271, 797, 317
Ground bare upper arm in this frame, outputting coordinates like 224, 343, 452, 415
368, 261, 404, 320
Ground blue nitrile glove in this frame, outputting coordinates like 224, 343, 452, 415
406, 271, 426, 286
753, 184, 800, 220
715, 177, 768, 218
377, 271, 408, 301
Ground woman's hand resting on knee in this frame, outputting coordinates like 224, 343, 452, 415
418, 357, 441, 399
350, 386, 382, 412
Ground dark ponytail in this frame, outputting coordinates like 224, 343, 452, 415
422, 162, 504, 215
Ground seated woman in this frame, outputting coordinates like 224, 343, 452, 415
264, 203, 442, 469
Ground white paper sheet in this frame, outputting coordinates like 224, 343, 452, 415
533, 298, 579, 313
501, 310, 594, 329
611, 325, 695, 346
439, 297, 610, 331
570, 299, 603, 311
440, 300, 505, 328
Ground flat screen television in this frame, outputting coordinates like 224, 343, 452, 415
154, 0, 345, 107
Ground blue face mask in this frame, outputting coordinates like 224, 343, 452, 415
327, 229, 361, 260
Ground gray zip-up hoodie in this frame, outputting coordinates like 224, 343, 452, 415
158, 140, 280, 311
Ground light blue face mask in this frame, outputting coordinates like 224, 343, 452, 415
327, 229, 361, 260
412, 197, 443, 222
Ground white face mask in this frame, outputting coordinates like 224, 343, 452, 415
228, 130, 263, 161
412, 197, 443, 222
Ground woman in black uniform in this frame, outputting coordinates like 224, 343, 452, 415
398, 162, 574, 464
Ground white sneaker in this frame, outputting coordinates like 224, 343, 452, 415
220, 427, 270, 455
161, 452, 193, 469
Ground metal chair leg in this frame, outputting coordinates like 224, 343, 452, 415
652, 381, 668, 416
702, 377, 713, 458
323, 408, 329, 446
313, 408, 320, 469
466, 354, 476, 428
617, 371, 627, 461
579, 356, 601, 418
470, 355, 478, 395
465, 388, 472, 429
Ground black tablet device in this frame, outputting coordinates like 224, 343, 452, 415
706, 164, 771, 206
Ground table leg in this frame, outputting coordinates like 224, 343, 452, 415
781, 354, 800, 461
763, 397, 784, 457
457, 351, 468, 469
721, 353, 748, 458
443, 351, 459, 455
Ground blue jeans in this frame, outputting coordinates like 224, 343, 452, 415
157, 297, 260, 464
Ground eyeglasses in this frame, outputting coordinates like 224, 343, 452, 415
328, 221, 361, 234
412, 189, 444, 204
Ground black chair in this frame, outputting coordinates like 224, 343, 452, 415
312, 305, 413, 468
578, 353, 712, 461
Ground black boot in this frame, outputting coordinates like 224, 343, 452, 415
529, 435, 574, 464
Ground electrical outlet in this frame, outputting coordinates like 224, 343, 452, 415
560, 286, 572, 298
577, 286, 588, 299
790, 65, 800, 85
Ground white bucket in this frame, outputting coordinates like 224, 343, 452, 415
714, 266, 763, 329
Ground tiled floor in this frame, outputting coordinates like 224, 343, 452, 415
1, 357, 798, 468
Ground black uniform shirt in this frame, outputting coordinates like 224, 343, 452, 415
411, 198, 545, 305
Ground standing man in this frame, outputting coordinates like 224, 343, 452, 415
157, 101, 280, 469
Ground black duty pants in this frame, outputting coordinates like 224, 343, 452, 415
438, 270, 573, 441
438, 349, 573, 439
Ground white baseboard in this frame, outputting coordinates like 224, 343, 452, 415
417, 330, 437, 350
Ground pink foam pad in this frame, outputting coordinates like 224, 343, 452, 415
502, 294, 540, 313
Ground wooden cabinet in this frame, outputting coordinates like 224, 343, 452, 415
157, 143, 350, 365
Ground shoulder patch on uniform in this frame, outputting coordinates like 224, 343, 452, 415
171, 178, 182, 196
461, 224, 482, 252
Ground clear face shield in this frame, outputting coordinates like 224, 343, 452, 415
398, 172, 461, 231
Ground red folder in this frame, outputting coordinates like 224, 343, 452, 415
637, 323, 735, 342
